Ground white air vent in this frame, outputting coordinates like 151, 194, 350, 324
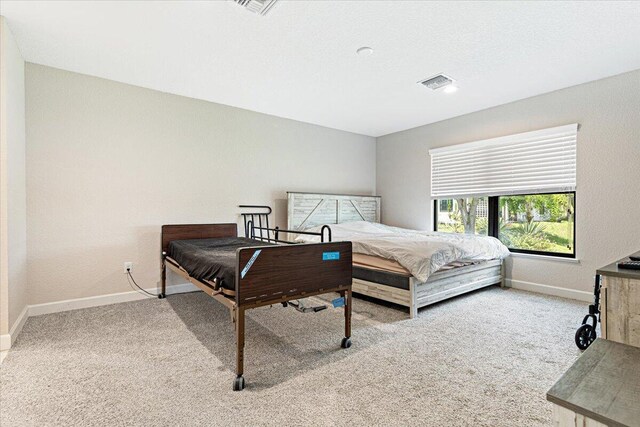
419, 74, 454, 90
233, 0, 279, 16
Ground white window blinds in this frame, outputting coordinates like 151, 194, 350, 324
429, 124, 577, 198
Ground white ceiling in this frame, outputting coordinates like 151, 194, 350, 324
2, 1, 640, 137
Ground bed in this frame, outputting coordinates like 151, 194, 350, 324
287, 192, 509, 318
160, 218, 353, 391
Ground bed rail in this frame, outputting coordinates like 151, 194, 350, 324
240, 205, 332, 243
239, 205, 272, 241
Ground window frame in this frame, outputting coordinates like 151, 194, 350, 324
433, 191, 576, 259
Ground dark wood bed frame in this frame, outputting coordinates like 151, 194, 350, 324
160, 223, 353, 391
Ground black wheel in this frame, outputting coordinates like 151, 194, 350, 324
341, 337, 352, 349
575, 324, 596, 350
158, 293, 166, 299
233, 376, 245, 391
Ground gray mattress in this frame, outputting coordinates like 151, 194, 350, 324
167, 237, 273, 291
353, 266, 410, 290
353, 260, 481, 291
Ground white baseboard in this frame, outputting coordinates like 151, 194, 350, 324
0, 335, 10, 352
29, 283, 199, 317
1, 278, 588, 357
505, 278, 591, 302
0, 304, 30, 352
10, 305, 29, 344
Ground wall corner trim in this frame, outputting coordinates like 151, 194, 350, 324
0, 335, 11, 352
0, 304, 29, 351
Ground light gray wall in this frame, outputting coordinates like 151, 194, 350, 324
377, 69, 640, 294
0, 16, 27, 342
26, 64, 376, 305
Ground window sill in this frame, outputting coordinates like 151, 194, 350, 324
509, 252, 580, 264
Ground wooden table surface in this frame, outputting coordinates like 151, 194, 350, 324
597, 251, 640, 281
547, 339, 640, 427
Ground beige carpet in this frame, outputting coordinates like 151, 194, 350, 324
0, 287, 586, 426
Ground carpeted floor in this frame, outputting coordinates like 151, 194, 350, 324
0, 287, 586, 426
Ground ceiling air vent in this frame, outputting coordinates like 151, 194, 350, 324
419, 74, 454, 90
233, 0, 279, 16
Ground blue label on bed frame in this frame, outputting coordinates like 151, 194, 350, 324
240, 249, 261, 279
332, 297, 345, 308
322, 251, 340, 261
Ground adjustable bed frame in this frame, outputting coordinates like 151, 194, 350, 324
160, 213, 352, 391
287, 192, 505, 318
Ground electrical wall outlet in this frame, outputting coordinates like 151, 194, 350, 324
124, 262, 133, 274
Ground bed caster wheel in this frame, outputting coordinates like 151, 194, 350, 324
158, 293, 166, 299
341, 337, 352, 349
575, 324, 596, 350
233, 375, 245, 391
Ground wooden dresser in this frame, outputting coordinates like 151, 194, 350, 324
597, 255, 640, 347
547, 339, 640, 427
547, 254, 640, 427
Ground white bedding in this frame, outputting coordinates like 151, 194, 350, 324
296, 221, 510, 282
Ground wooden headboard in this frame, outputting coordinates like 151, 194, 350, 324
287, 192, 381, 231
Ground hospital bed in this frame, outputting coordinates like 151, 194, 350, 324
160, 208, 352, 390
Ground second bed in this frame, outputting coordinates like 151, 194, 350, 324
288, 192, 510, 318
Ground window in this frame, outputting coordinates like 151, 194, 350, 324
436, 197, 488, 235
435, 193, 575, 257
498, 193, 574, 255
430, 124, 578, 258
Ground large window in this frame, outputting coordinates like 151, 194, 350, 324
435, 192, 575, 257
430, 124, 578, 258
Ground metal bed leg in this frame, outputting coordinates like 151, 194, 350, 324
341, 290, 352, 349
159, 256, 167, 299
233, 307, 246, 391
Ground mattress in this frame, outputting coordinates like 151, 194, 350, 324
353, 253, 411, 275
167, 237, 273, 291
296, 221, 510, 282
353, 253, 477, 275
353, 253, 480, 290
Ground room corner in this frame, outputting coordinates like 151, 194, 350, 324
0, 15, 28, 359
